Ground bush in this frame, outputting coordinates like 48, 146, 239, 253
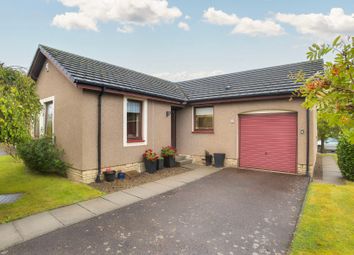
337, 137, 354, 181
17, 137, 68, 176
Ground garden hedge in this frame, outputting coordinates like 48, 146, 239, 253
337, 137, 354, 181
17, 137, 68, 176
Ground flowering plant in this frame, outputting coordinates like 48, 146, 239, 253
161, 146, 176, 157
143, 149, 159, 161
104, 167, 115, 173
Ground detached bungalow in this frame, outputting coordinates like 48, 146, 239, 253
28, 45, 321, 183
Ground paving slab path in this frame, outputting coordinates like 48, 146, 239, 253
317, 155, 344, 185
1, 168, 309, 255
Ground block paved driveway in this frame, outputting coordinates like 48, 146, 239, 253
5, 168, 308, 255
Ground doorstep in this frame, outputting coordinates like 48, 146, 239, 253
0, 166, 220, 251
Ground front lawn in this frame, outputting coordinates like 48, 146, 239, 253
0, 155, 103, 223
290, 181, 354, 255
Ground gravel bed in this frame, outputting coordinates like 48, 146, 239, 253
89, 166, 194, 193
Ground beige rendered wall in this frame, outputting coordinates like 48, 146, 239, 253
176, 98, 317, 175
36, 61, 84, 170
80, 91, 172, 171
36, 61, 172, 182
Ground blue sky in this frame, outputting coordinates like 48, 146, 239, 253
1, 0, 354, 81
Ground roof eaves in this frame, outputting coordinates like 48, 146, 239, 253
38, 45, 77, 84
187, 91, 294, 103
77, 78, 186, 103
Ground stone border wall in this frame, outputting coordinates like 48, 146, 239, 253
67, 162, 144, 183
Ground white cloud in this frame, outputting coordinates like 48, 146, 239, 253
185, 15, 191, 20
275, 8, 354, 38
52, 12, 98, 31
231, 18, 284, 37
117, 25, 134, 33
154, 70, 225, 82
52, 0, 183, 31
203, 7, 284, 36
178, 21, 190, 31
203, 7, 239, 26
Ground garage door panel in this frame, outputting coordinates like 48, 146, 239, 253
239, 113, 297, 173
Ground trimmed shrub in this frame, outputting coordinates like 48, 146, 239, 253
337, 137, 354, 181
17, 137, 68, 176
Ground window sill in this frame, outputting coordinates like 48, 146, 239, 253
127, 139, 145, 143
192, 130, 214, 134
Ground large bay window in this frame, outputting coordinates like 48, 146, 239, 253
194, 106, 214, 132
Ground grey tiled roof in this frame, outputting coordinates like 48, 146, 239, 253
32, 45, 323, 103
176, 60, 323, 102
38, 45, 187, 101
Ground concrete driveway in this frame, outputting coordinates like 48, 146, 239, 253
4, 168, 308, 255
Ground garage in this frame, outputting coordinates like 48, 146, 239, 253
239, 112, 297, 173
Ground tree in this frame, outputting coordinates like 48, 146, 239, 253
317, 112, 340, 153
0, 63, 41, 154
294, 36, 354, 143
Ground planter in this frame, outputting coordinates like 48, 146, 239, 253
145, 159, 158, 173
117, 171, 125, 180
157, 158, 164, 170
164, 155, 176, 168
213, 153, 225, 167
205, 155, 213, 166
144, 158, 148, 170
104, 171, 116, 182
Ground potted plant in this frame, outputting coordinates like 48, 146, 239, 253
205, 150, 213, 166
157, 156, 164, 170
161, 146, 176, 168
143, 149, 159, 173
117, 170, 126, 180
103, 167, 116, 182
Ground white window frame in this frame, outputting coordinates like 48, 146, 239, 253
123, 97, 148, 147
191, 106, 214, 131
39, 96, 55, 137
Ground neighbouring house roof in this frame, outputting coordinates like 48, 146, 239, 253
176, 60, 323, 102
28, 45, 323, 103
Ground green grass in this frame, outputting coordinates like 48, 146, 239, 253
290, 181, 354, 255
0, 155, 103, 223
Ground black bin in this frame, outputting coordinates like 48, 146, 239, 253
213, 153, 225, 167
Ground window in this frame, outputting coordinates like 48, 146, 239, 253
127, 99, 142, 141
34, 96, 54, 139
194, 106, 214, 131
44, 101, 54, 137
123, 97, 147, 146
33, 116, 40, 138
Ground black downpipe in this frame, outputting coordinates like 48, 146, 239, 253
95, 88, 104, 183
306, 109, 310, 177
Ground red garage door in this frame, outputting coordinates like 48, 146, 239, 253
239, 113, 297, 173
